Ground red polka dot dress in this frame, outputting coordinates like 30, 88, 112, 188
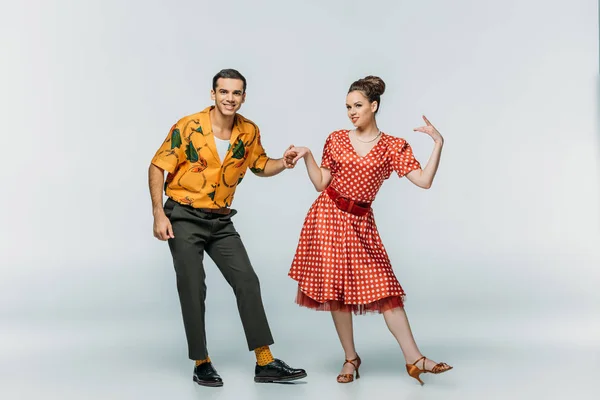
288, 130, 422, 315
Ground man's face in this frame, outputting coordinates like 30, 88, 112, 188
211, 78, 246, 116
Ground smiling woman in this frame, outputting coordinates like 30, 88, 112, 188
285, 75, 450, 384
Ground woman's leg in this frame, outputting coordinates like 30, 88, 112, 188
331, 310, 359, 375
382, 307, 441, 370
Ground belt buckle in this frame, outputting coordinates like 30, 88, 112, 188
345, 200, 355, 213
336, 195, 348, 207
335, 195, 355, 213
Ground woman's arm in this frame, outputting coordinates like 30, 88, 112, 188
406, 140, 443, 189
406, 115, 444, 189
291, 147, 332, 191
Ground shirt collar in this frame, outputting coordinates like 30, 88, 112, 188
196, 106, 247, 162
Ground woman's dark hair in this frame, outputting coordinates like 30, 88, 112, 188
212, 69, 247, 93
348, 75, 386, 113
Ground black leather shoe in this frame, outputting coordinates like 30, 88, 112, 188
193, 362, 223, 387
254, 359, 307, 383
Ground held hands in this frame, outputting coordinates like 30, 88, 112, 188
413, 115, 444, 144
283, 145, 311, 168
282, 144, 297, 168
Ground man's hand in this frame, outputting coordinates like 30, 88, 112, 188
153, 211, 174, 240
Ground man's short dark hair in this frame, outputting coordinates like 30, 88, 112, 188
212, 69, 247, 93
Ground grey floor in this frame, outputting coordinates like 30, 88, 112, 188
2, 309, 599, 400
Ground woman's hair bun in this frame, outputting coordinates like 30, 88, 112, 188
361, 75, 385, 97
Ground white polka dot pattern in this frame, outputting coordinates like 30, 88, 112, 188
288, 130, 421, 307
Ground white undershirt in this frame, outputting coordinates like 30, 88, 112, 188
214, 136, 230, 164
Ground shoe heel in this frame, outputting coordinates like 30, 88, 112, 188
336, 355, 361, 383
406, 364, 424, 385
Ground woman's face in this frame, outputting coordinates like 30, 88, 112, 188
346, 90, 377, 128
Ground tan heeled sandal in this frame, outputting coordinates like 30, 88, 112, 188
406, 356, 452, 385
337, 355, 361, 383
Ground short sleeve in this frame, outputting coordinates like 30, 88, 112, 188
392, 140, 421, 178
320, 134, 334, 169
151, 123, 185, 173
249, 127, 269, 174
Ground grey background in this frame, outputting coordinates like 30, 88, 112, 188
0, 0, 598, 399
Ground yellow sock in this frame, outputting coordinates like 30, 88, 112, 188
254, 346, 275, 366
195, 356, 211, 367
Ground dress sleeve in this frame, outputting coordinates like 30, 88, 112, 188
391, 139, 421, 178
320, 134, 334, 169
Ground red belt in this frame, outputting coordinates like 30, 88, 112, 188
325, 186, 372, 217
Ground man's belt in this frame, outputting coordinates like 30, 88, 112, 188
197, 207, 231, 215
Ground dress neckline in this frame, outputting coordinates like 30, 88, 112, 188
345, 130, 386, 158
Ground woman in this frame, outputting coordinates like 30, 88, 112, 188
287, 76, 452, 385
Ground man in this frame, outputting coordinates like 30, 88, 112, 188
148, 69, 305, 387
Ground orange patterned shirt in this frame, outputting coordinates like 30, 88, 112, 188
151, 106, 270, 208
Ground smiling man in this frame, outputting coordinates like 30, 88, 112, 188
148, 69, 306, 387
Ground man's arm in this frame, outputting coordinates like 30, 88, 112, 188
149, 164, 165, 215
253, 157, 287, 177
148, 164, 174, 240
251, 143, 296, 177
